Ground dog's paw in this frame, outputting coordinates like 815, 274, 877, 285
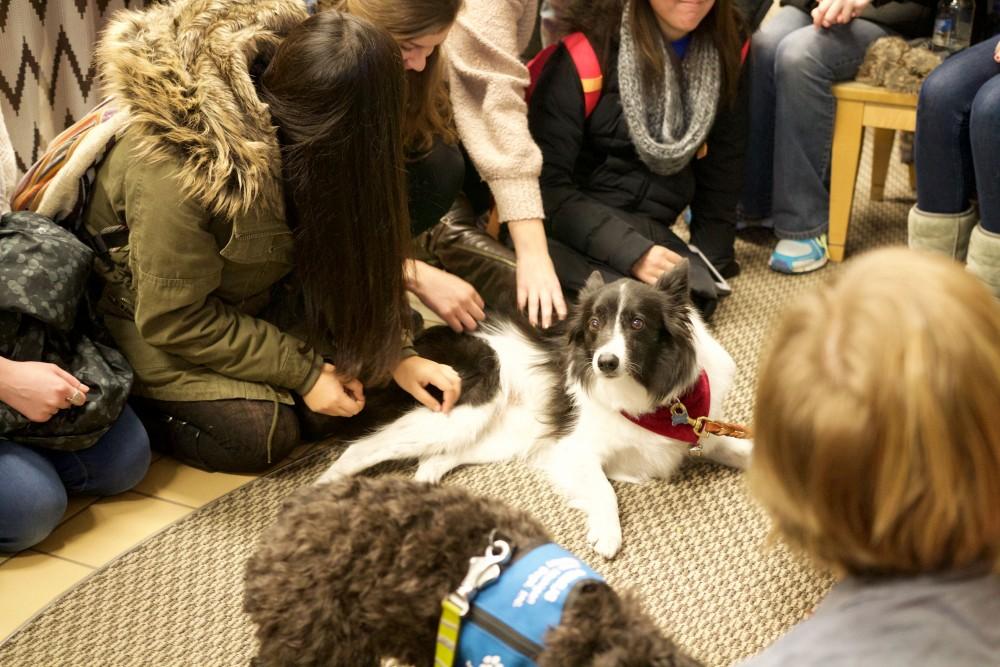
586, 515, 622, 559
313, 466, 347, 486
413, 458, 452, 484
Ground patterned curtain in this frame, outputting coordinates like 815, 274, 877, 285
0, 0, 155, 176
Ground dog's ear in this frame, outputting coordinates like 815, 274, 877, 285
655, 259, 690, 303
584, 270, 605, 291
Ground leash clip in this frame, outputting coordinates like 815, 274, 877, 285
446, 538, 512, 616
670, 401, 706, 455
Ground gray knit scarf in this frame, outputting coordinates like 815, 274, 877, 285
617, 0, 721, 176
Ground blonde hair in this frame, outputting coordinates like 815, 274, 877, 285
319, 0, 461, 152
751, 247, 1000, 576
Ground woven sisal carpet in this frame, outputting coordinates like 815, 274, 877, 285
0, 134, 913, 667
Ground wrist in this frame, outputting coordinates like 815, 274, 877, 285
507, 219, 550, 257
0, 357, 18, 404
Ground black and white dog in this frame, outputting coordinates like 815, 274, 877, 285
317, 262, 751, 558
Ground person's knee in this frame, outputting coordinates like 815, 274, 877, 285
970, 79, 1000, 142
774, 32, 821, 80
918, 64, 965, 122
210, 404, 300, 474
85, 406, 151, 496
0, 454, 66, 552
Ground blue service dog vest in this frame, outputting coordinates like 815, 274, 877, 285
456, 543, 604, 667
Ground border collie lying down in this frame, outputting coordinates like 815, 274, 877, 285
317, 262, 751, 558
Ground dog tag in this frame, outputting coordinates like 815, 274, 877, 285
670, 403, 690, 426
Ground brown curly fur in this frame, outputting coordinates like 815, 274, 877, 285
855, 36, 943, 94
244, 478, 701, 667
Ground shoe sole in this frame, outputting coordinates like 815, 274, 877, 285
769, 255, 829, 274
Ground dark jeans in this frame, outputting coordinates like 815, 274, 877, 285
0, 406, 151, 552
742, 7, 889, 238
407, 138, 466, 237
915, 37, 1000, 233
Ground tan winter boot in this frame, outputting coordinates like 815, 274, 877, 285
966, 225, 1000, 298
907, 206, 978, 261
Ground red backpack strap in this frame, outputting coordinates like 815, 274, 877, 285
740, 38, 750, 65
525, 32, 603, 119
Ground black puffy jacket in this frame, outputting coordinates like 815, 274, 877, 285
528, 40, 748, 298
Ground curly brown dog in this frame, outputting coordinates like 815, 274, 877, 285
244, 477, 701, 667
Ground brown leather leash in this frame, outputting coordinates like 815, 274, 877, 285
670, 400, 753, 456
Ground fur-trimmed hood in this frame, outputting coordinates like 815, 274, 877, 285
96, 0, 308, 222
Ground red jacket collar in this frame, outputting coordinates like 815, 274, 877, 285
621, 371, 710, 444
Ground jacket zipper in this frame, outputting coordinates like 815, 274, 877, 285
467, 605, 544, 660
453, 243, 518, 267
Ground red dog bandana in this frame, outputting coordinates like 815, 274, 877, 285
622, 371, 710, 443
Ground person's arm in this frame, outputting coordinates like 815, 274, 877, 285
529, 46, 667, 278
448, 0, 544, 224
124, 159, 323, 397
447, 0, 566, 326
689, 55, 750, 270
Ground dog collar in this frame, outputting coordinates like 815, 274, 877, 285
622, 371, 711, 448
437, 541, 604, 667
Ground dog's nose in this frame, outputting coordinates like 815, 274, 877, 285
597, 353, 620, 373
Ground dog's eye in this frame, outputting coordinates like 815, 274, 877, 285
631, 317, 645, 331
588, 317, 600, 331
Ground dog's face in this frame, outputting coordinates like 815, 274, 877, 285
566, 263, 699, 413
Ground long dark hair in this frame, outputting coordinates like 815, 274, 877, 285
260, 11, 411, 385
565, 0, 745, 104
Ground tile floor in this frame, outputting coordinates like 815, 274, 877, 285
0, 444, 318, 642
0, 299, 447, 643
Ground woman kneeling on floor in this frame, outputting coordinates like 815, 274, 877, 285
70, 3, 460, 473
528, 0, 749, 318
741, 247, 1000, 665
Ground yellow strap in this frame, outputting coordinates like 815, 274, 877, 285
581, 75, 603, 94
434, 598, 464, 667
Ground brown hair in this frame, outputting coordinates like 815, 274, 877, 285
751, 248, 1000, 576
565, 0, 745, 104
322, 0, 462, 152
260, 11, 411, 385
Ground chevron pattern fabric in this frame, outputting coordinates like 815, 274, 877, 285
0, 0, 154, 176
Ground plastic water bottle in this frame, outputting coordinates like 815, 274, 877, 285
932, 0, 975, 53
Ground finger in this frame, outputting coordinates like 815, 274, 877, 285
838, 2, 853, 23
444, 313, 464, 333
335, 395, 364, 417
552, 287, 568, 320
458, 309, 478, 331
410, 384, 442, 412
517, 281, 528, 312
527, 289, 540, 327
343, 378, 365, 402
540, 291, 553, 329
436, 374, 461, 414
53, 366, 80, 386
79, 384, 90, 393
469, 300, 486, 322
472, 290, 485, 310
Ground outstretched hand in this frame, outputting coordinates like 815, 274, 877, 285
508, 218, 567, 328
393, 356, 462, 414
408, 260, 486, 332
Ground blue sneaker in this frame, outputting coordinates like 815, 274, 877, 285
769, 235, 829, 274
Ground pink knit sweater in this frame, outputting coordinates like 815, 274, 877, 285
446, 0, 544, 224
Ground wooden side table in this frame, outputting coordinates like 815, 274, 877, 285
828, 82, 918, 261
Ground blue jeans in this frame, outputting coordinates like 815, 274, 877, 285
742, 7, 890, 239
915, 37, 1000, 233
0, 406, 151, 552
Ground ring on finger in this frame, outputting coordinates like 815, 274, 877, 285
68, 388, 85, 406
